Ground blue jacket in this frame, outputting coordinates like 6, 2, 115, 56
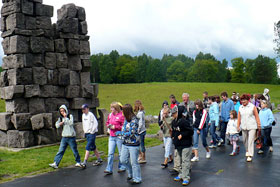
234, 101, 241, 114
209, 102, 219, 126
259, 108, 274, 129
221, 99, 234, 122
116, 116, 140, 146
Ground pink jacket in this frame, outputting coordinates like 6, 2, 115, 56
106, 112, 125, 137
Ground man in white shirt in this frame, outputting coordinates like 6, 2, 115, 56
81, 104, 103, 167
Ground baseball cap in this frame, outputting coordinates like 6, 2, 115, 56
82, 104, 89, 109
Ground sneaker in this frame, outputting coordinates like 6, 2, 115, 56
258, 150, 264, 154
138, 159, 147, 164
245, 152, 249, 157
182, 180, 190, 186
127, 176, 132, 181
75, 163, 84, 168
229, 152, 236, 156
93, 160, 103, 166
129, 180, 141, 184
206, 151, 211, 159
49, 162, 58, 169
174, 176, 181, 181
209, 144, 217, 149
104, 170, 113, 175
117, 169, 126, 173
269, 146, 273, 152
217, 139, 224, 147
168, 159, 173, 163
191, 157, 199, 162
246, 157, 252, 162
161, 163, 168, 169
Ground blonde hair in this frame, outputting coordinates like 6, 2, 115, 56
163, 107, 170, 114
134, 100, 145, 113
111, 102, 121, 112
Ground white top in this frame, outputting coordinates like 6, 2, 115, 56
239, 103, 257, 130
82, 112, 98, 134
226, 119, 239, 135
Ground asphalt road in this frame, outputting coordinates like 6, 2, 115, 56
1, 114, 280, 187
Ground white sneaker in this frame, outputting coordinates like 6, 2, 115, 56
49, 162, 58, 169
246, 157, 252, 162
217, 139, 224, 147
269, 146, 273, 152
257, 150, 264, 154
209, 145, 217, 149
245, 152, 249, 157
191, 157, 199, 162
206, 151, 211, 159
75, 163, 83, 168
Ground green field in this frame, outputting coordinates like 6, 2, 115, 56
99, 82, 280, 115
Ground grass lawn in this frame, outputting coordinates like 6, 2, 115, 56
98, 82, 280, 115
146, 124, 159, 135
0, 136, 161, 183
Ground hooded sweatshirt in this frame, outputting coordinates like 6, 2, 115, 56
137, 110, 146, 134
259, 108, 275, 129
55, 105, 76, 137
106, 111, 125, 137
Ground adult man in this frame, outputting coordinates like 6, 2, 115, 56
220, 92, 234, 146
202, 91, 210, 111
169, 94, 180, 109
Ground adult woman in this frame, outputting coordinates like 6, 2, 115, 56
237, 94, 261, 162
119, 104, 142, 184
104, 102, 126, 174
134, 100, 146, 164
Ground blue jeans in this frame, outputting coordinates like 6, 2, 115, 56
140, 131, 146, 153
210, 121, 221, 146
261, 127, 273, 150
220, 121, 228, 144
54, 137, 81, 166
120, 145, 142, 183
105, 136, 126, 172
193, 127, 208, 149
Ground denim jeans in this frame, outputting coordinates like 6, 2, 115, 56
54, 137, 81, 166
193, 127, 208, 149
210, 121, 221, 146
261, 127, 273, 150
139, 131, 146, 153
163, 137, 173, 158
120, 145, 142, 183
220, 121, 228, 144
105, 136, 126, 172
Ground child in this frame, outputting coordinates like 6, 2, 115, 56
134, 100, 147, 164
226, 110, 240, 156
81, 104, 103, 167
49, 105, 83, 169
172, 105, 193, 186
160, 107, 173, 168
258, 100, 275, 154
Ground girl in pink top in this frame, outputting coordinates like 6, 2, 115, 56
104, 102, 126, 174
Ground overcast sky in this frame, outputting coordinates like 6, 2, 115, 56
1, 0, 280, 63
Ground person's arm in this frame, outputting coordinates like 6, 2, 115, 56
268, 110, 275, 125
158, 111, 163, 126
137, 112, 144, 131
237, 111, 241, 131
230, 101, 234, 111
253, 107, 261, 129
214, 105, 219, 126
91, 113, 98, 132
106, 114, 111, 127
198, 110, 207, 130
192, 111, 195, 124
64, 115, 74, 126
55, 118, 62, 129
114, 114, 125, 131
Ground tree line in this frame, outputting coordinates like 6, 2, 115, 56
90, 51, 279, 84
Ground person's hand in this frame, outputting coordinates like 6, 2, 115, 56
59, 121, 64, 126
237, 126, 240, 132
197, 130, 200, 134
257, 125, 261, 130
178, 134, 182, 140
111, 125, 115, 130
208, 123, 211, 126
62, 112, 67, 118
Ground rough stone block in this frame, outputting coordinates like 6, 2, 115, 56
0, 130, 8, 147
1, 0, 21, 16
77, 6, 86, 21
51, 111, 60, 127
79, 21, 88, 35
45, 52, 56, 69
30, 37, 54, 53
36, 16, 52, 30
22, 0, 34, 15
27, 53, 44, 67
6, 13, 25, 30
47, 69, 58, 85
25, 16, 36, 30
35, 128, 57, 145
53, 86, 65, 97
31, 114, 44, 130
79, 40, 90, 55
68, 55, 82, 71
43, 113, 53, 129
81, 85, 93, 98
29, 97, 46, 114
40, 85, 64, 98
58, 68, 70, 86
8, 68, 33, 85
35, 3, 53, 17
1, 85, 24, 100
6, 98, 29, 113
74, 122, 84, 139
67, 39, 80, 54
92, 83, 99, 97
56, 53, 68, 68
2, 54, 32, 69
81, 59, 91, 71
0, 70, 8, 87
25, 85, 40, 98
9, 35, 29, 54
54, 39, 66, 53
33, 67, 47, 85
0, 113, 13, 131
11, 113, 32, 130
2, 37, 10, 54
80, 72, 91, 85
70, 98, 86, 109
69, 109, 81, 122
65, 85, 80, 98
7, 130, 34, 148
45, 98, 69, 112
57, 4, 77, 20
57, 18, 78, 34
89, 97, 100, 108
70, 71, 80, 85
1, 17, 6, 32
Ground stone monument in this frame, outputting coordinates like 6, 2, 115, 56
0, 0, 101, 148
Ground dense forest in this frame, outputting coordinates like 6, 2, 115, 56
90, 51, 279, 84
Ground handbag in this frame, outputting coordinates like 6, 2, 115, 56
255, 130, 262, 149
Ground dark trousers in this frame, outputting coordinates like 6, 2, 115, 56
220, 121, 228, 144
261, 127, 273, 150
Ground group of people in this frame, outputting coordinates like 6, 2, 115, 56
48, 88, 275, 186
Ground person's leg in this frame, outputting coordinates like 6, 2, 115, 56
68, 137, 81, 164
54, 137, 68, 166
232, 140, 237, 152
163, 137, 172, 165
264, 128, 273, 147
120, 145, 132, 178
242, 130, 248, 155
83, 134, 94, 164
248, 129, 256, 157
105, 136, 117, 172
177, 148, 183, 179
141, 131, 146, 160
220, 122, 228, 144
210, 121, 217, 146
192, 128, 199, 158
116, 137, 126, 170
129, 146, 142, 183
180, 148, 192, 182
173, 149, 181, 172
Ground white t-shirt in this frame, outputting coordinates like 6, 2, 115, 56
82, 112, 98, 134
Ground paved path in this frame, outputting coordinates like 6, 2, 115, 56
1, 114, 280, 187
